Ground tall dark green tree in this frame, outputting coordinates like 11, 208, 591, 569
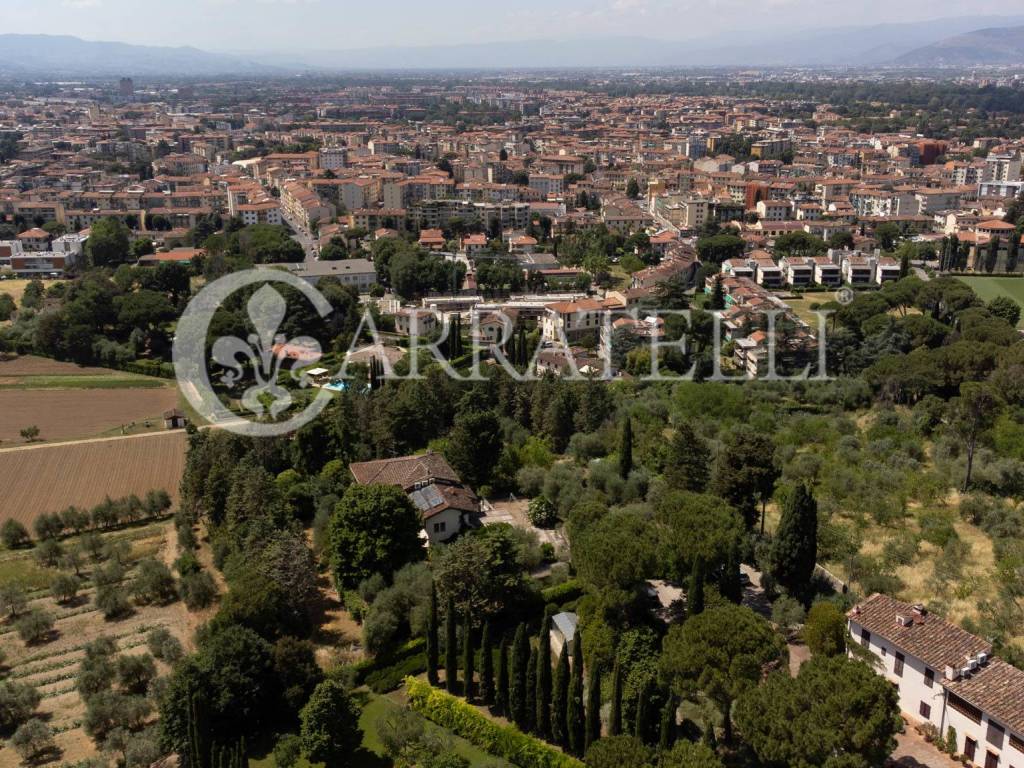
770, 484, 818, 595
552, 645, 570, 747
659, 694, 676, 752
709, 278, 726, 310
609, 659, 623, 737
626, 178, 641, 199
510, 624, 529, 729
720, 538, 743, 604
462, 611, 474, 701
664, 423, 711, 492
688, 557, 705, 618
619, 415, 633, 479
426, 583, 439, 686
585, 663, 602, 751
1007, 233, 1020, 273
445, 596, 458, 693
496, 638, 510, 715
536, 615, 553, 739
568, 632, 585, 756
480, 622, 494, 705
525, 645, 538, 733
634, 677, 651, 744
987, 235, 1001, 273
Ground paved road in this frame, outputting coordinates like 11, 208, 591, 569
280, 208, 320, 262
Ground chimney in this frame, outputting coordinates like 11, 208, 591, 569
896, 614, 913, 627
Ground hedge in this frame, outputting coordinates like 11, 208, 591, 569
405, 677, 583, 768
365, 650, 426, 693
540, 579, 583, 606
350, 637, 425, 686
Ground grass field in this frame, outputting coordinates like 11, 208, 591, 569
0, 278, 64, 305
957, 276, 1024, 327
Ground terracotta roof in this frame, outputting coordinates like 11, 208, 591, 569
943, 657, 1024, 736
349, 452, 461, 491
408, 482, 479, 520
848, 593, 991, 671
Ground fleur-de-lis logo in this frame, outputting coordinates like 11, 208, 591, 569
173, 269, 334, 437
210, 285, 322, 418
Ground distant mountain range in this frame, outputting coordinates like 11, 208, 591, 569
3, 16, 1024, 77
0, 34, 275, 77
896, 26, 1024, 66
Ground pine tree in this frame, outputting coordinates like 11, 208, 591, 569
536, 615, 553, 739
567, 631, 585, 756
445, 596, 458, 693
426, 582, 439, 686
720, 538, 743, 604
585, 662, 602, 751
609, 659, 623, 737
665, 422, 711, 492
552, 644, 570, 747
480, 622, 494, 705
510, 623, 529, 728
770, 483, 819, 595
525, 645, 538, 733
688, 557, 705, 618
462, 610, 474, 701
659, 694, 676, 752
496, 638, 510, 715
619, 415, 633, 479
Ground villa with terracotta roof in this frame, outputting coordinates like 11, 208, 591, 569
849, 593, 1024, 768
348, 452, 480, 545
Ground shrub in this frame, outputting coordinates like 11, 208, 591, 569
51, 572, 81, 604
116, 654, 157, 695
365, 652, 427, 694
96, 584, 133, 620
273, 733, 302, 768
11, 718, 54, 764
0, 681, 42, 735
124, 729, 162, 768
405, 677, 583, 768
1, 519, 31, 549
180, 570, 217, 610
146, 628, 183, 663
16, 609, 55, 645
131, 559, 178, 605
527, 497, 559, 528
33, 537, 63, 567
33, 512, 64, 541
540, 579, 584, 606
0, 583, 27, 618
83, 691, 151, 740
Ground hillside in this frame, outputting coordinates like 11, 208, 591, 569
0, 34, 272, 77
895, 25, 1024, 66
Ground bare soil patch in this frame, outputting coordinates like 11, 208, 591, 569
0, 432, 188, 526
0, 355, 111, 377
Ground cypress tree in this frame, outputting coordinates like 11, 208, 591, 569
525, 645, 538, 733
688, 557, 705, 618
635, 677, 651, 744
720, 538, 743, 604
518, 327, 528, 366
536, 615, 553, 739
552, 644, 570, 747
510, 623, 529, 728
585, 662, 602, 751
899, 249, 910, 279
445, 596, 458, 693
1007, 233, 1020, 273
770, 483, 819, 595
496, 638, 510, 715
609, 659, 623, 737
462, 610, 474, 701
710, 277, 726, 310
619, 415, 633, 479
426, 582, 439, 686
665, 422, 711, 492
480, 621, 494, 705
567, 630, 585, 756
659, 694, 676, 752
987, 235, 1001, 273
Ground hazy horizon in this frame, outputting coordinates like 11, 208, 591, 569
7, 0, 1024, 53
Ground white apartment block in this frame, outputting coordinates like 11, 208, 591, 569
541, 298, 607, 342
849, 594, 1024, 768
984, 153, 1022, 184
319, 146, 348, 171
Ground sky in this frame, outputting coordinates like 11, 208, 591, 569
5, 0, 1024, 51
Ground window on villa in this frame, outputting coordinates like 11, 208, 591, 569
984, 752, 998, 768
924, 668, 934, 688
919, 702, 931, 720
894, 652, 905, 677
880, 646, 887, 657
860, 629, 871, 648
988, 721, 1005, 749
1010, 731, 1024, 753
433, 522, 446, 534
964, 739, 977, 762
949, 693, 983, 724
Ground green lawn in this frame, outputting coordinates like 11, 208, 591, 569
248, 693, 510, 768
957, 276, 1024, 327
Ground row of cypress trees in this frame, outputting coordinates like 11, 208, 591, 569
425, 586, 678, 758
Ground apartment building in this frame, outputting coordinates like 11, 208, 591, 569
280, 181, 335, 230
319, 146, 348, 171
849, 594, 1024, 768
529, 173, 565, 198
541, 298, 607, 342
236, 199, 282, 226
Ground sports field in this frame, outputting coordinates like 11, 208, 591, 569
957, 276, 1024, 327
